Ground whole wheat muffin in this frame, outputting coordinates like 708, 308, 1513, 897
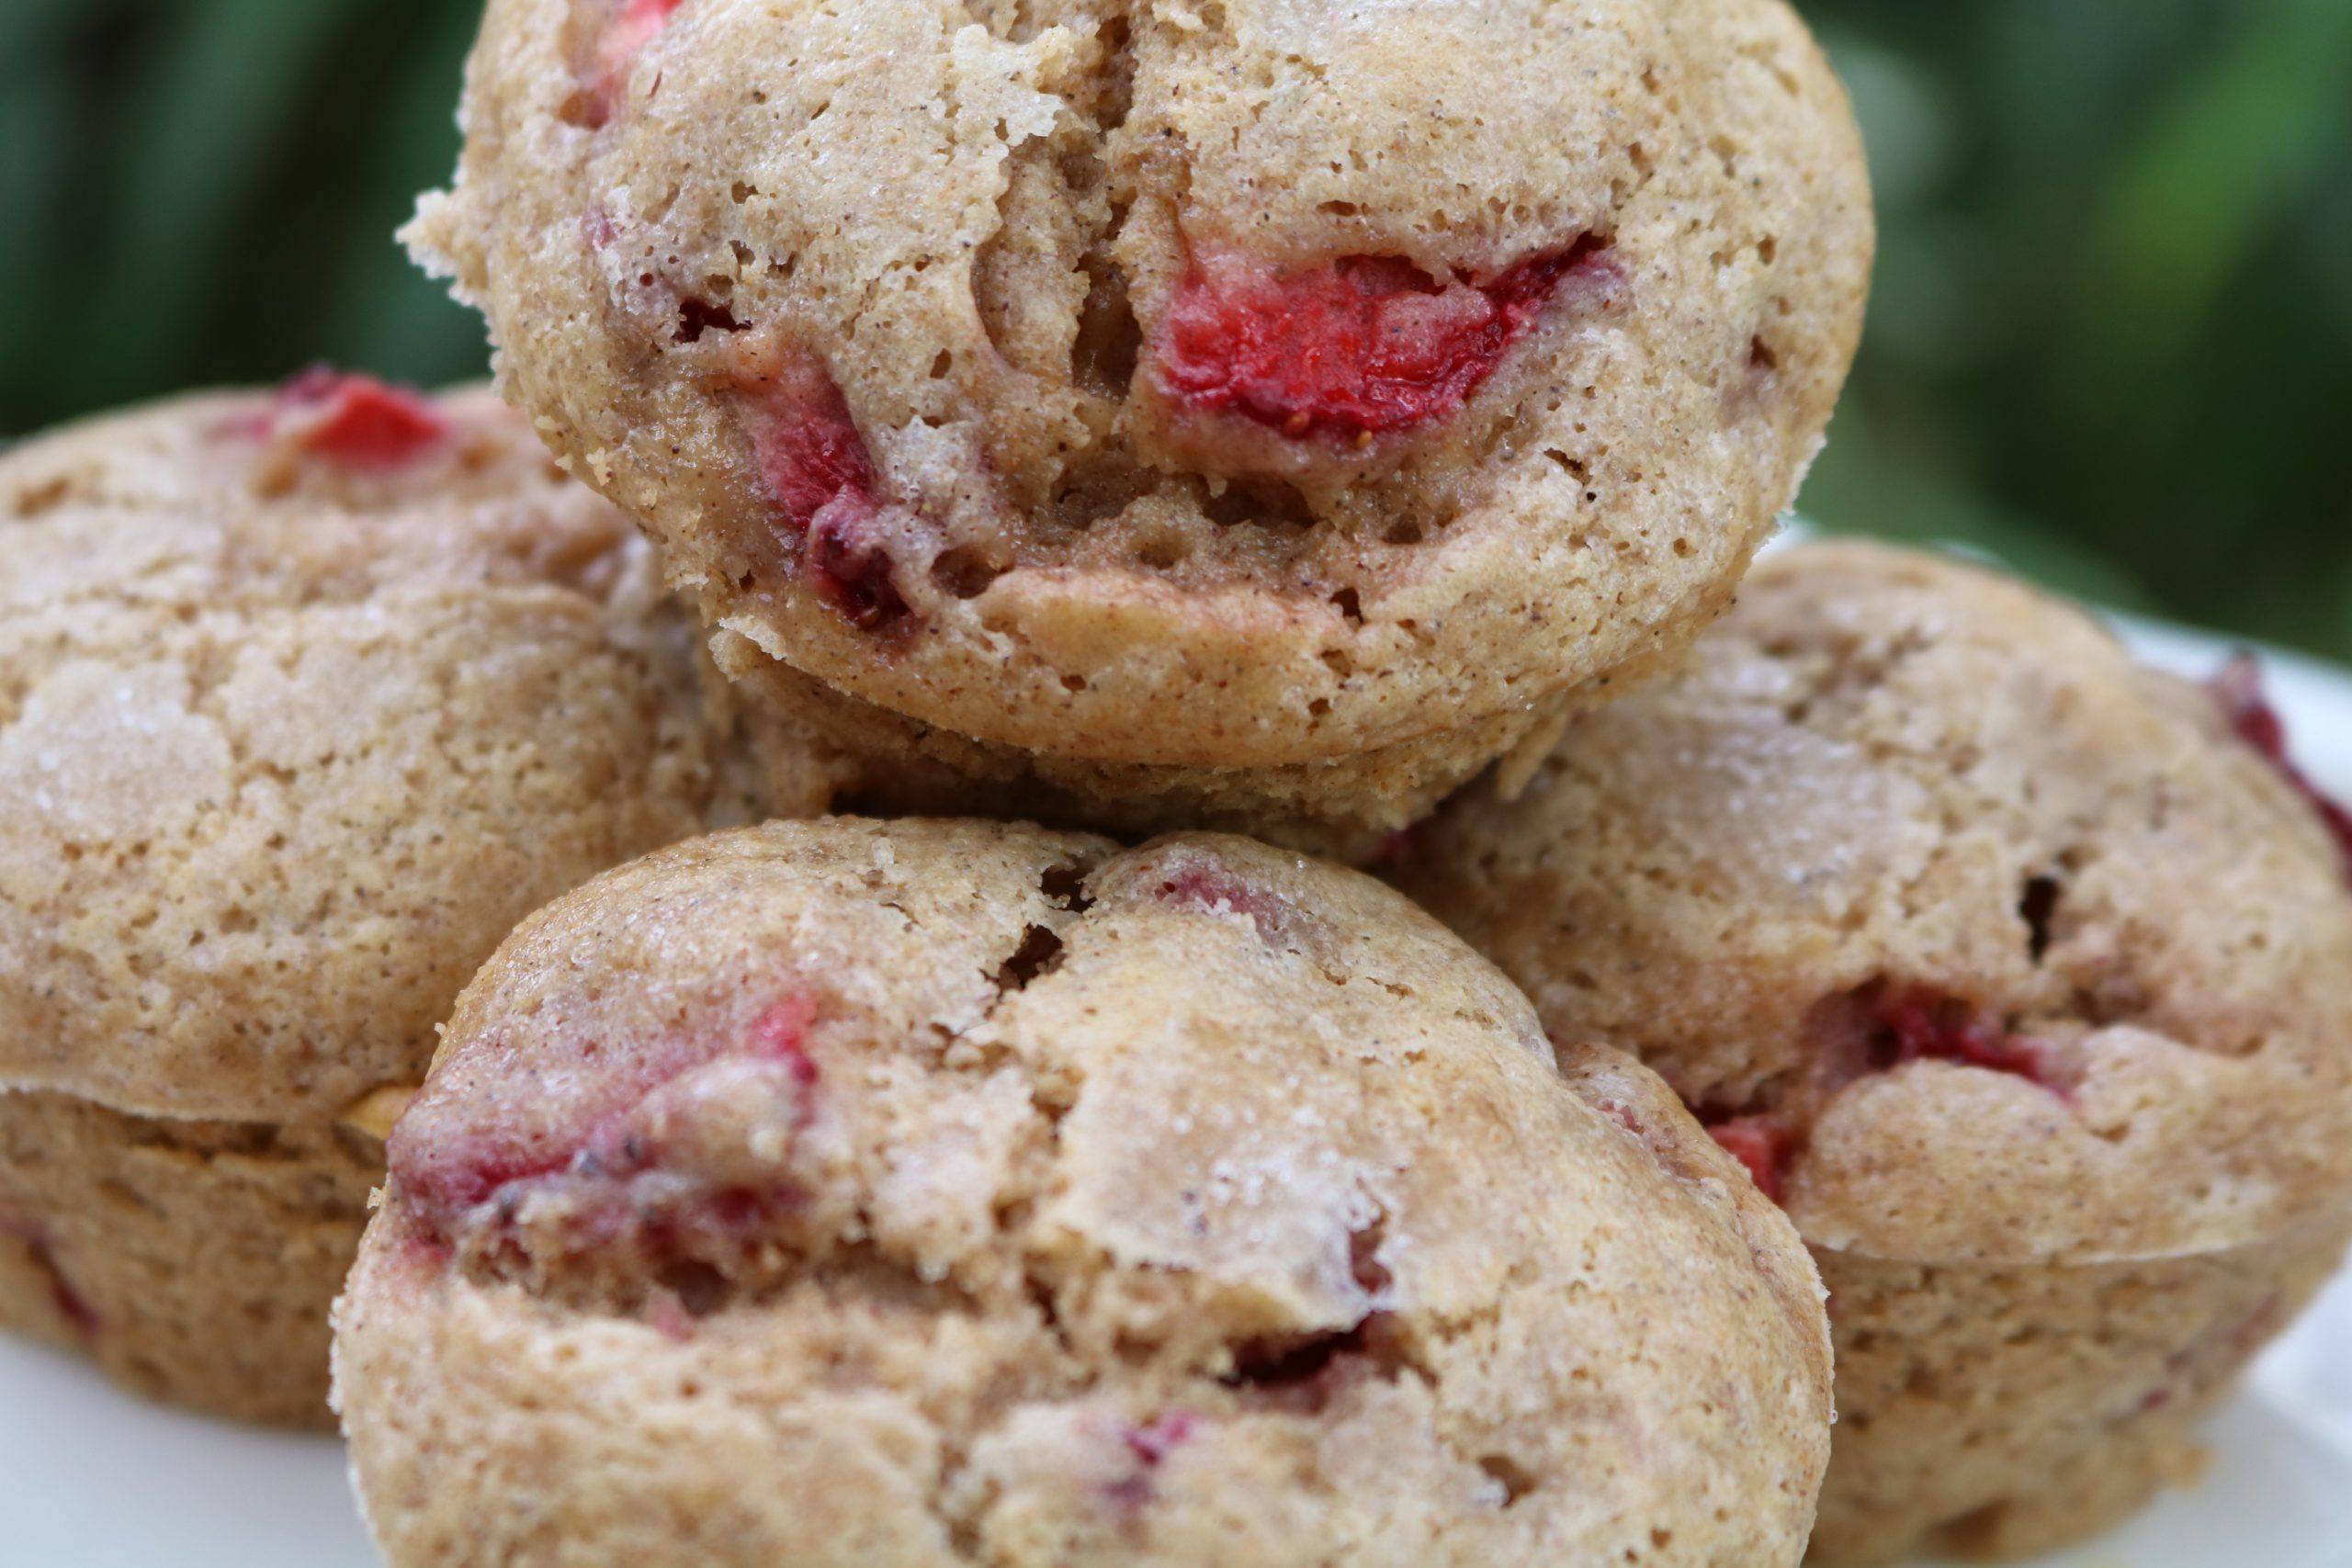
334, 818, 1832, 1566
404, 0, 1871, 847
0, 374, 842, 1426
1396, 541, 2352, 1563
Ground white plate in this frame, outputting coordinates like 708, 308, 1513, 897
4, 604, 2352, 1568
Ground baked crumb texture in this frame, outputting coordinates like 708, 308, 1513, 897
334, 818, 1833, 1567
1397, 541, 2352, 1563
0, 378, 842, 1423
406, 0, 1872, 845
0, 1094, 380, 1427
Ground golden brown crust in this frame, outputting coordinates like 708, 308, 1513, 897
335, 818, 1831, 1566
1401, 541, 2352, 1264
0, 1091, 380, 1427
407, 0, 1870, 806
0, 384, 844, 1123
1808, 1209, 2352, 1564
1394, 540, 2352, 1562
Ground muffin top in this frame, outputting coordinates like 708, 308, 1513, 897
0, 376, 840, 1124
407, 0, 1870, 769
349, 819, 1830, 1566
1399, 542, 2352, 1265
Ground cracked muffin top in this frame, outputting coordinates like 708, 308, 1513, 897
405, 0, 1871, 770
341, 818, 1830, 1566
0, 376, 842, 1124
1397, 542, 2352, 1265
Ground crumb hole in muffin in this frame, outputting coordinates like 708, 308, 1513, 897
1544, 449, 1590, 483
1223, 1307, 1412, 1415
1133, 531, 1190, 570
1091, 12, 1136, 130
993, 924, 1067, 992
1071, 248, 1141, 398
1477, 1454, 1538, 1506
1039, 863, 1095, 911
2020, 875, 2062, 963
929, 545, 1005, 600
655, 1259, 729, 1317
1200, 475, 1315, 529
673, 296, 742, 344
1349, 1218, 1392, 1295
1039, 864, 1091, 911
1329, 587, 1363, 625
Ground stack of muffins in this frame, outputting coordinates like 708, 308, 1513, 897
2, 1, 2346, 1564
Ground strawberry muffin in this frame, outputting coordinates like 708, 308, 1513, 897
334, 819, 1833, 1566
1396, 542, 2352, 1562
0, 374, 842, 1426
403, 0, 1871, 850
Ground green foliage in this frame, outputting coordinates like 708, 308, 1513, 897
1804, 0, 2352, 659
0, 0, 485, 434
5, 0, 2350, 660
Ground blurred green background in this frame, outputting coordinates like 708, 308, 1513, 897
5, 0, 2350, 658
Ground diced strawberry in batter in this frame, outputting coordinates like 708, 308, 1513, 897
2210, 652, 2352, 874
802, 501, 910, 630
1154, 863, 1305, 946
601, 0, 684, 69
731, 355, 914, 631
1704, 1115, 1796, 1203
1868, 985, 2064, 1093
1123, 1411, 1198, 1469
740, 369, 876, 531
1103, 1409, 1199, 1508
390, 992, 820, 1222
1152, 237, 1618, 440
274, 368, 447, 466
574, 0, 685, 126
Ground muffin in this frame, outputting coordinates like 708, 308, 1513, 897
334, 818, 1833, 1565
0, 373, 842, 1426
1395, 541, 2352, 1562
403, 0, 1872, 850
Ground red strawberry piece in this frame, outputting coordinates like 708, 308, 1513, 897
1106, 1410, 1200, 1509
390, 992, 820, 1224
801, 502, 910, 630
600, 0, 684, 69
1866, 985, 2066, 1096
272, 367, 447, 467
1152, 237, 1618, 440
1703, 1115, 1797, 1203
730, 354, 914, 632
575, 0, 685, 126
2209, 652, 2352, 875
1123, 1411, 1198, 1469
1153, 863, 1305, 946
